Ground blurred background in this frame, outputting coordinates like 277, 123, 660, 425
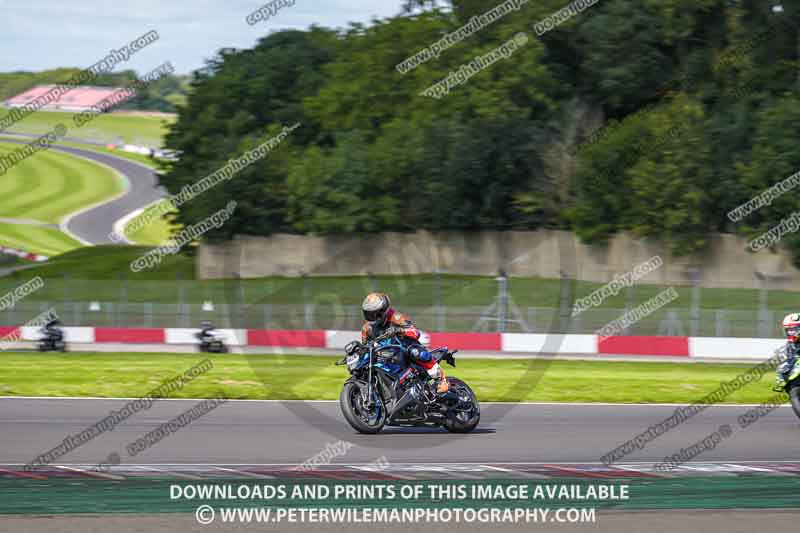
2, 0, 800, 340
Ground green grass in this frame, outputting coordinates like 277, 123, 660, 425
1, 106, 173, 147
14, 245, 194, 280
0, 352, 784, 404
0, 141, 125, 255
0, 141, 125, 224
0, 223, 82, 256
124, 200, 178, 246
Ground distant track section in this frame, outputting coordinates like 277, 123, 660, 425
0, 135, 165, 245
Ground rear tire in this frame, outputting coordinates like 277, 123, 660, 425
789, 384, 800, 419
340, 381, 386, 434
443, 378, 480, 433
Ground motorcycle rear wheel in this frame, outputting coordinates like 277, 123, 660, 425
340, 381, 386, 434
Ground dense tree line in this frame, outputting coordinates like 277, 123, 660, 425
159, 0, 800, 262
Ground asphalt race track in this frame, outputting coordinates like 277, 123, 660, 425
1, 398, 798, 466
0, 136, 164, 245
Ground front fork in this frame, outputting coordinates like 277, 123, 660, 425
775, 359, 798, 391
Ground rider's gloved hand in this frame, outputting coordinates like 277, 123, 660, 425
376, 326, 402, 340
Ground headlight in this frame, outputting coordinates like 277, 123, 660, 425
346, 353, 360, 370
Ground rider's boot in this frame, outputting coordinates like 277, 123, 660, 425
427, 363, 449, 394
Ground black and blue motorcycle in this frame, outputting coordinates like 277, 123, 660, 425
336, 332, 480, 434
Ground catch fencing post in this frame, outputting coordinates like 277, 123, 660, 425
177, 272, 190, 327
497, 270, 509, 333
144, 302, 153, 328
690, 280, 701, 337
119, 273, 128, 327
236, 277, 245, 329
302, 272, 313, 329
435, 271, 445, 331
558, 273, 573, 334
715, 309, 727, 337
624, 284, 635, 335
758, 285, 770, 338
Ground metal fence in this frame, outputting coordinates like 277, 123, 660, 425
0, 273, 796, 338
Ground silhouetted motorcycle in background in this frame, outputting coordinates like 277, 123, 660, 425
38, 319, 66, 352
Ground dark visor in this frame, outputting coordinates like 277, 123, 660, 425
363, 309, 384, 322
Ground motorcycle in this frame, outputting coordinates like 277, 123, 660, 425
336, 332, 480, 434
775, 356, 800, 417
38, 321, 67, 352
196, 328, 228, 353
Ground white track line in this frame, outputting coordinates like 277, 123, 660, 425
54, 464, 125, 481
111, 197, 166, 245
0, 396, 791, 408
212, 466, 274, 479
133, 465, 203, 480
480, 464, 548, 479
6, 461, 800, 467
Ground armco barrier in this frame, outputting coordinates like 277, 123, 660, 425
501, 333, 596, 354
94, 328, 165, 344
427, 332, 501, 351
598, 335, 689, 357
2, 326, 786, 359
688, 337, 782, 360
247, 329, 326, 347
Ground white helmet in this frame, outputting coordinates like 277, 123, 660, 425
783, 313, 800, 342
362, 292, 391, 324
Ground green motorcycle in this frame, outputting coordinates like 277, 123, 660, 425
774, 358, 800, 418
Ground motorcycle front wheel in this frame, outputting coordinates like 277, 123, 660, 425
788, 383, 800, 419
340, 381, 386, 434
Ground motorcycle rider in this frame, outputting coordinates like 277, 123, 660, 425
777, 313, 800, 388
360, 292, 449, 394
43, 318, 63, 341
199, 321, 215, 338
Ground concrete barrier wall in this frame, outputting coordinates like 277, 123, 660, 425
198, 230, 800, 290
10, 326, 783, 360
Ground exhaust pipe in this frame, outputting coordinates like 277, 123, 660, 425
388, 385, 420, 420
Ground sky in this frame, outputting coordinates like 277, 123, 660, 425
1, 0, 407, 75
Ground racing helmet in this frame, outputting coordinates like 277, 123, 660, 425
783, 313, 800, 342
362, 292, 391, 324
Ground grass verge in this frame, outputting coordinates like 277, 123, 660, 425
0, 352, 782, 404
0, 141, 125, 224
0, 223, 82, 256
1, 106, 173, 147
124, 200, 178, 246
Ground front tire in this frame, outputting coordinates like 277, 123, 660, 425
443, 378, 480, 433
340, 381, 386, 434
788, 383, 800, 419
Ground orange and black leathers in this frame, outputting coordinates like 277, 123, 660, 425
360, 309, 434, 370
